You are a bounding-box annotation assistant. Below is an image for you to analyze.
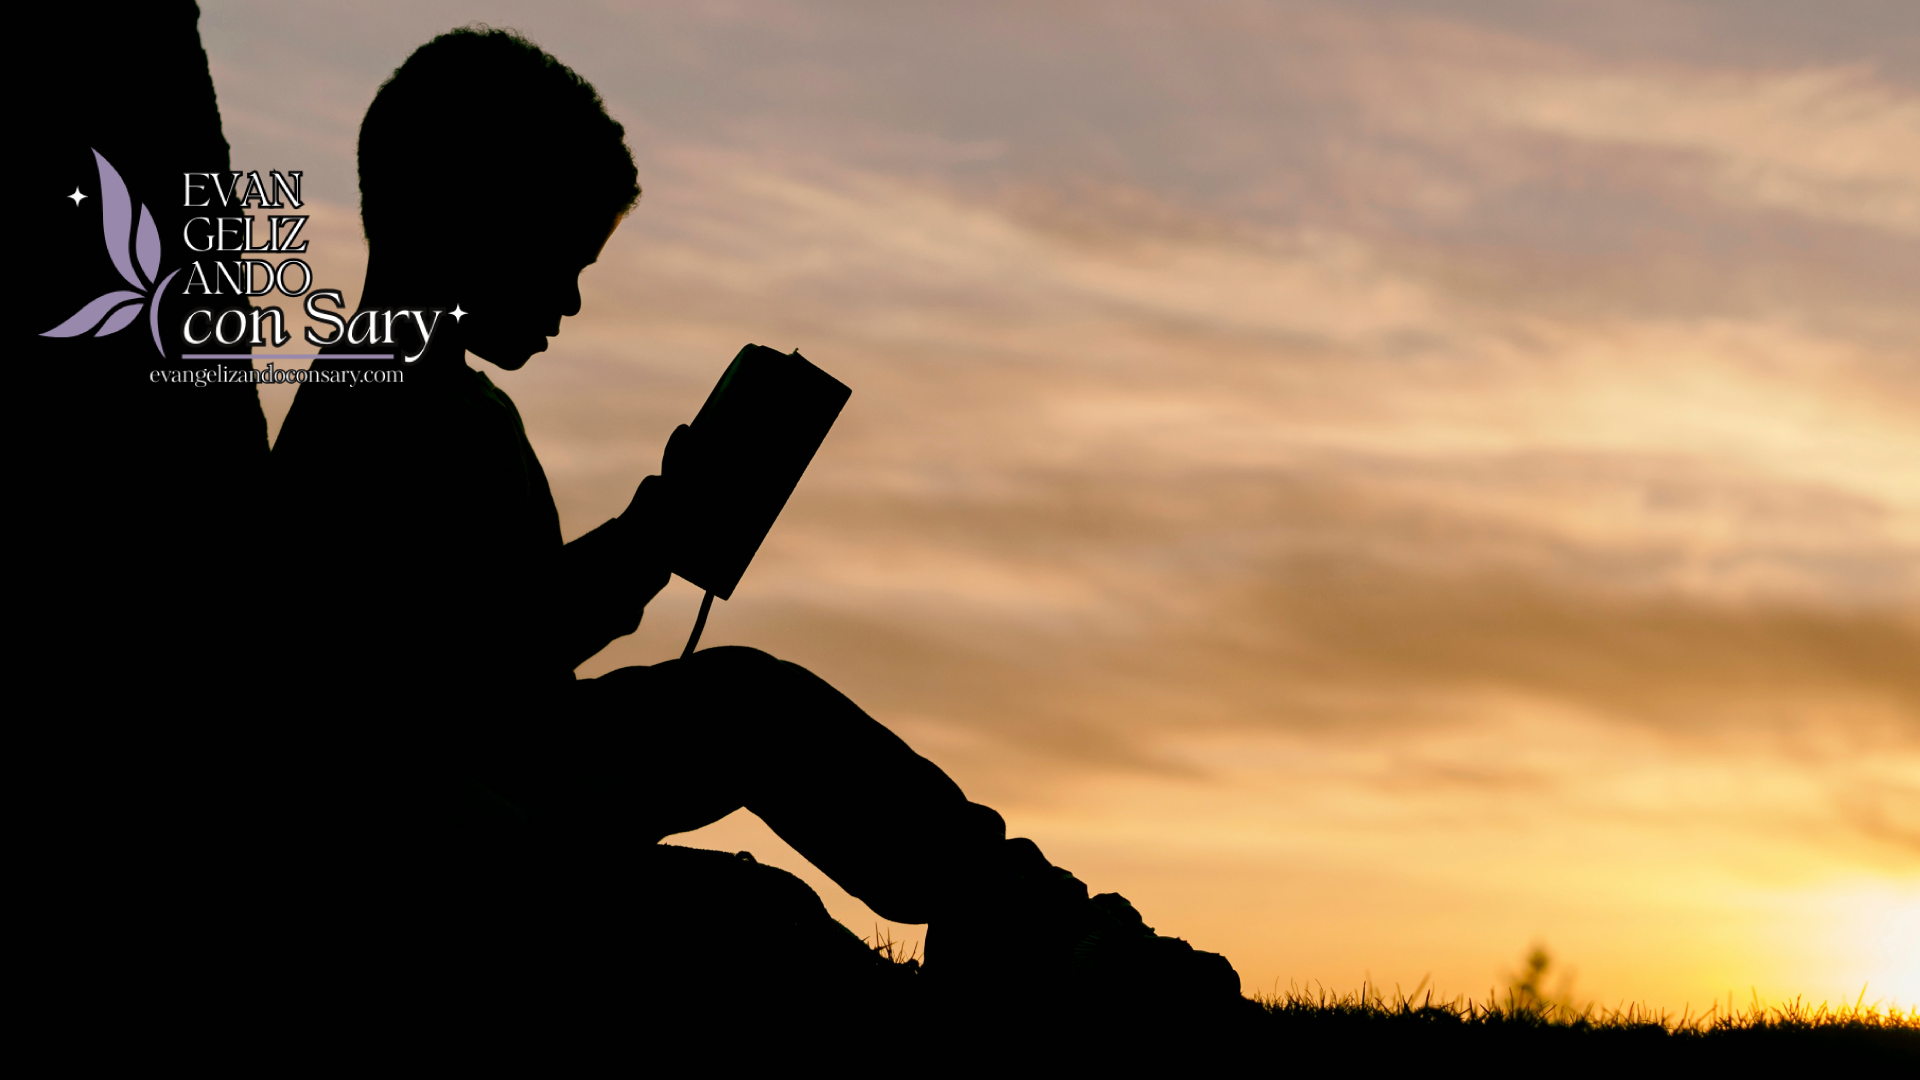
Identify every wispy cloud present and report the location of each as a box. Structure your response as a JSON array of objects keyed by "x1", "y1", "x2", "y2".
[{"x1": 1490, "y1": 66, "x2": 1920, "y2": 236}]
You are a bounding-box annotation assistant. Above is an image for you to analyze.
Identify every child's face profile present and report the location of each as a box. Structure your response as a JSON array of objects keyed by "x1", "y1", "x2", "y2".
[{"x1": 454, "y1": 211, "x2": 622, "y2": 371}]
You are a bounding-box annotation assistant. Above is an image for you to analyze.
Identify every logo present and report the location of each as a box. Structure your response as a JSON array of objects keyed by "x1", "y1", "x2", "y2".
[
  {"x1": 47, "y1": 151, "x2": 449, "y2": 366},
  {"x1": 43, "y1": 150, "x2": 179, "y2": 355}
]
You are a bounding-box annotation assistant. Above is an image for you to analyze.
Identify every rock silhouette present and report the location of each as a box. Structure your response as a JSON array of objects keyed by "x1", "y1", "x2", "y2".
[{"x1": 18, "y1": 0, "x2": 270, "y2": 1032}]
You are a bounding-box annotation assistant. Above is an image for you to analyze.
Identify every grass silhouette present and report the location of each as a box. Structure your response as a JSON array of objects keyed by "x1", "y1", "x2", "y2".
[
  {"x1": 840, "y1": 931, "x2": 1918, "y2": 1067},
  {"x1": 1247, "y1": 979, "x2": 1917, "y2": 1068},
  {"x1": 1257, "y1": 976, "x2": 1918, "y2": 1034}
]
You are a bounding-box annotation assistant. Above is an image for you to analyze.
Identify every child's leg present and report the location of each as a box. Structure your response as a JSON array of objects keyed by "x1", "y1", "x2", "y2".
[{"x1": 501, "y1": 645, "x2": 1007, "y2": 924}]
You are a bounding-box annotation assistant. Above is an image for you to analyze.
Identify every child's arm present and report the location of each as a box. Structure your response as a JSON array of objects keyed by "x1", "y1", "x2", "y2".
[{"x1": 546, "y1": 427, "x2": 691, "y2": 669}]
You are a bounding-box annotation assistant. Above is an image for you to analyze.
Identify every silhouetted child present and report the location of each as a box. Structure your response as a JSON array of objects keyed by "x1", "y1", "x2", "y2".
[{"x1": 273, "y1": 27, "x2": 1237, "y2": 1026}]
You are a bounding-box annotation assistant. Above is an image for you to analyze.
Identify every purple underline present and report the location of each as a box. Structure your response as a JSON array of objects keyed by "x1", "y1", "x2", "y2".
[{"x1": 179, "y1": 354, "x2": 395, "y2": 360}]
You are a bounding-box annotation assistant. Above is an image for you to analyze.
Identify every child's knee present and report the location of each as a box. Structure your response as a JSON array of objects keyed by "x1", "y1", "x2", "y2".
[
  {"x1": 692, "y1": 644, "x2": 776, "y2": 664},
  {"x1": 688, "y1": 645, "x2": 787, "y2": 685}
]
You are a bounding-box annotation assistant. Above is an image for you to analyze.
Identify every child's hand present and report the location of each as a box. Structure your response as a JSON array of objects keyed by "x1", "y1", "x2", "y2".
[
  {"x1": 619, "y1": 424, "x2": 697, "y2": 569},
  {"x1": 661, "y1": 422, "x2": 696, "y2": 478},
  {"x1": 618, "y1": 475, "x2": 673, "y2": 570}
]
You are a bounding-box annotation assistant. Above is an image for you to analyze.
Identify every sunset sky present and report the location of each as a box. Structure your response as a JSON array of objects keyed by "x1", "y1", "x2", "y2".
[{"x1": 201, "y1": 1, "x2": 1917, "y2": 1011}]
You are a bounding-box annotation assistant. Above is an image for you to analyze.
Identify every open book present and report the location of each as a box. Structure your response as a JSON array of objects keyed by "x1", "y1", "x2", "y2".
[{"x1": 671, "y1": 344, "x2": 851, "y2": 600}]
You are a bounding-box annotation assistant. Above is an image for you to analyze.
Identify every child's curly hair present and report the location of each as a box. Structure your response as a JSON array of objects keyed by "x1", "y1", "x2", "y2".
[{"x1": 358, "y1": 25, "x2": 640, "y2": 245}]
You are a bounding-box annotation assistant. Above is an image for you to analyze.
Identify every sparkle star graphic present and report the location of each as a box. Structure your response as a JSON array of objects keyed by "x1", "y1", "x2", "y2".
[
  {"x1": 450, "y1": 305, "x2": 467, "y2": 322},
  {"x1": 67, "y1": 187, "x2": 87, "y2": 205}
]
